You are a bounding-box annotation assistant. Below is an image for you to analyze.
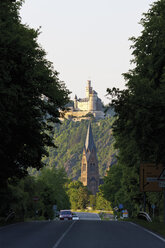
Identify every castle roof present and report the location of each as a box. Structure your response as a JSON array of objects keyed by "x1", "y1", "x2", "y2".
[{"x1": 85, "y1": 123, "x2": 96, "y2": 152}]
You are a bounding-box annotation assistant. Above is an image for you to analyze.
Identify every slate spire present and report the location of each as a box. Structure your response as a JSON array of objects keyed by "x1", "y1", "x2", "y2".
[
  {"x1": 81, "y1": 122, "x2": 99, "y2": 195},
  {"x1": 85, "y1": 122, "x2": 96, "y2": 152}
]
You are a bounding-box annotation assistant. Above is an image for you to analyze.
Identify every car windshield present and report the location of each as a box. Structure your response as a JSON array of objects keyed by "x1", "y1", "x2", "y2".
[{"x1": 60, "y1": 211, "x2": 71, "y2": 215}]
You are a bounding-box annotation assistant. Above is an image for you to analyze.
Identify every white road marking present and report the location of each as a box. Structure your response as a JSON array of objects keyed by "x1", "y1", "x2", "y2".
[
  {"x1": 52, "y1": 221, "x2": 76, "y2": 248},
  {"x1": 130, "y1": 222, "x2": 165, "y2": 243}
]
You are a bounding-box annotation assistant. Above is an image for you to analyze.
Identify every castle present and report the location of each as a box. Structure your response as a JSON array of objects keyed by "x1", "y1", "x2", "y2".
[
  {"x1": 81, "y1": 123, "x2": 99, "y2": 195},
  {"x1": 63, "y1": 80, "x2": 104, "y2": 121}
]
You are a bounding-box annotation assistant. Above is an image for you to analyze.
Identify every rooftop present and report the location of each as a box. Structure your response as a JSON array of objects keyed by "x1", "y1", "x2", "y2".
[{"x1": 85, "y1": 123, "x2": 96, "y2": 152}]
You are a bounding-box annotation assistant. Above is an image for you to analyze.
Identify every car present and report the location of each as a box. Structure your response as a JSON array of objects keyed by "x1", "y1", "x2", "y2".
[
  {"x1": 59, "y1": 210, "x2": 72, "y2": 220},
  {"x1": 72, "y1": 213, "x2": 79, "y2": 220}
]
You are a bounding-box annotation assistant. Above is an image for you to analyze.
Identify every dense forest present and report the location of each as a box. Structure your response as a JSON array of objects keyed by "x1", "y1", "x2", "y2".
[{"x1": 42, "y1": 117, "x2": 116, "y2": 180}]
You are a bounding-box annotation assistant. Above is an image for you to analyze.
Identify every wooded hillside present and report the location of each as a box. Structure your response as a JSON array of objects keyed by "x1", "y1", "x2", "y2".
[{"x1": 42, "y1": 118, "x2": 116, "y2": 180}]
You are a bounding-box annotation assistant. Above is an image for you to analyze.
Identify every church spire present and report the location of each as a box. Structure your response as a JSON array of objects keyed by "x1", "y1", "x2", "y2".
[
  {"x1": 81, "y1": 122, "x2": 99, "y2": 195},
  {"x1": 85, "y1": 122, "x2": 96, "y2": 152}
]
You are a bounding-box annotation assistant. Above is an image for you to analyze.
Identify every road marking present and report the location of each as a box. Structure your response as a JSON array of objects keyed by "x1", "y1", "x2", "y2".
[
  {"x1": 52, "y1": 221, "x2": 76, "y2": 248},
  {"x1": 130, "y1": 222, "x2": 165, "y2": 243}
]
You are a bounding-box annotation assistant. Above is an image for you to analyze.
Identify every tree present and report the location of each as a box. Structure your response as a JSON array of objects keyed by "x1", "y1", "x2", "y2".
[
  {"x1": 101, "y1": 165, "x2": 122, "y2": 207},
  {"x1": 0, "y1": 0, "x2": 70, "y2": 186},
  {"x1": 38, "y1": 167, "x2": 70, "y2": 211},
  {"x1": 67, "y1": 180, "x2": 90, "y2": 210},
  {"x1": 107, "y1": 0, "x2": 165, "y2": 165},
  {"x1": 95, "y1": 191, "x2": 112, "y2": 211},
  {"x1": 67, "y1": 181, "x2": 83, "y2": 210},
  {"x1": 77, "y1": 186, "x2": 89, "y2": 209},
  {"x1": 105, "y1": 0, "x2": 165, "y2": 217},
  {"x1": 0, "y1": 167, "x2": 71, "y2": 222},
  {"x1": 89, "y1": 195, "x2": 96, "y2": 209}
]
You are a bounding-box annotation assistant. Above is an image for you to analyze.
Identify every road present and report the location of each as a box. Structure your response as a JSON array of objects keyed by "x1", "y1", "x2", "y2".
[
  {"x1": 0, "y1": 213, "x2": 165, "y2": 248},
  {"x1": 74, "y1": 211, "x2": 101, "y2": 220}
]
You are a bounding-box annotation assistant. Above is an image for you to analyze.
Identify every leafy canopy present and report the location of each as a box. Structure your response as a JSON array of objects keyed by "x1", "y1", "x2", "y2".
[
  {"x1": 0, "y1": 0, "x2": 70, "y2": 185},
  {"x1": 103, "y1": 0, "x2": 165, "y2": 217},
  {"x1": 107, "y1": 0, "x2": 165, "y2": 165}
]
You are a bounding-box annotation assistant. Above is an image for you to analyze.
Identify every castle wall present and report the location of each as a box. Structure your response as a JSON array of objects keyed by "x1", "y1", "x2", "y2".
[{"x1": 77, "y1": 101, "x2": 89, "y2": 111}]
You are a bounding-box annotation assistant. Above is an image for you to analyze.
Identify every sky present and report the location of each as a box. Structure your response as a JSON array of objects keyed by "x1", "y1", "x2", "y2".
[{"x1": 20, "y1": 0, "x2": 155, "y2": 104}]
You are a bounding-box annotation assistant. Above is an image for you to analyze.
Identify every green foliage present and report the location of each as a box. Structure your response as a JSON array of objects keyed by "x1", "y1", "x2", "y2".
[
  {"x1": 0, "y1": 167, "x2": 70, "y2": 222},
  {"x1": 107, "y1": 0, "x2": 165, "y2": 165},
  {"x1": 67, "y1": 180, "x2": 113, "y2": 211},
  {"x1": 89, "y1": 195, "x2": 96, "y2": 209},
  {"x1": 43, "y1": 117, "x2": 116, "y2": 179},
  {"x1": 77, "y1": 186, "x2": 89, "y2": 209},
  {"x1": 102, "y1": 164, "x2": 164, "y2": 218},
  {"x1": 84, "y1": 112, "x2": 94, "y2": 119},
  {"x1": 67, "y1": 181, "x2": 89, "y2": 210},
  {"x1": 38, "y1": 167, "x2": 70, "y2": 211},
  {"x1": 95, "y1": 191, "x2": 112, "y2": 211},
  {"x1": 0, "y1": 0, "x2": 69, "y2": 186},
  {"x1": 100, "y1": 165, "x2": 122, "y2": 206},
  {"x1": 104, "y1": 0, "x2": 165, "y2": 219}
]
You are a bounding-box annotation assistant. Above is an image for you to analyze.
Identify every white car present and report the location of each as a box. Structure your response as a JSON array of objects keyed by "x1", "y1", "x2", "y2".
[{"x1": 72, "y1": 213, "x2": 79, "y2": 220}]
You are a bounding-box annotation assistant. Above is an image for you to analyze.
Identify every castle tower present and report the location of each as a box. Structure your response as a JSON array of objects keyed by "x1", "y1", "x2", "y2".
[
  {"x1": 86, "y1": 80, "x2": 92, "y2": 98},
  {"x1": 89, "y1": 90, "x2": 97, "y2": 111},
  {"x1": 74, "y1": 95, "x2": 78, "y2": 109},
  {"x1": 81, "y1": 123, "x2": 99, "y2": 195}
]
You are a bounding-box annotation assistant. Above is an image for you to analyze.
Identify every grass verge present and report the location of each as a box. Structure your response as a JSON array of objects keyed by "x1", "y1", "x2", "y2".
[{"x1": 129, "y1": 219, "x2": 165, "y2": 238}]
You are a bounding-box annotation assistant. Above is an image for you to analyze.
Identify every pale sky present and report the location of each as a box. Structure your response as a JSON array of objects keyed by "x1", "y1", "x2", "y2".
[{"x1": 20, "y1": 0, "x2": 155, "y2": 104}]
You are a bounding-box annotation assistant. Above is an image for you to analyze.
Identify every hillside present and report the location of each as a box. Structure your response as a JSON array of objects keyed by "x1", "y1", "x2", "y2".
[{"x1": 42, "y1": 117, "x2": 116, "y2": 180}]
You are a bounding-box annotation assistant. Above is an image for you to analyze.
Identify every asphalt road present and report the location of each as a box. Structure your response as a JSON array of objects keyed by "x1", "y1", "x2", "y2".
[
  {"x1": 74, "y1": 211, "x2": 101, "y2": 220},
  {"x1": 0, "y1": 215, "x2": 165, "y2": 248}
]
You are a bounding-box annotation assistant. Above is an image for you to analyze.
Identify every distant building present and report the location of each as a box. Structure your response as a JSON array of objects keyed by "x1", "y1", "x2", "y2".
[
  {"x1": 61, "y1": 80, "x2": 104, "y2": 121},
  {"x1": 81, "y1": 123, "x2": 99, "y2": 195}
]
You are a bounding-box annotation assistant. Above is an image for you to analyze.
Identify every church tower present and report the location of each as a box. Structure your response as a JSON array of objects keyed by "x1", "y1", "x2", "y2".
[{"x1": 81, "y1": 123, "x2": 99, "y2": 195}]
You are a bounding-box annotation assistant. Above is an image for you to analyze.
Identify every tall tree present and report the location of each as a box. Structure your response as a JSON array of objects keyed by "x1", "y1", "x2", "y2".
[
  {"x1": 38, "y1": 167, "x2": 70, "y2": 212},
  {"x1": 77, "y1": 186, "x2": 89, "y2": 209},
  {"x1": 0, "y1": 0, "x2": 69, "y2": 186},
  {"x1": 105, "y1": 0, "x2": 165, "y2": 216},
  {"x1": 67, "y1": 181, "x2": 83, "y2": 210},
  {"x1": 107, "y1": 0, "x2": 165, "y2": 166}
]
